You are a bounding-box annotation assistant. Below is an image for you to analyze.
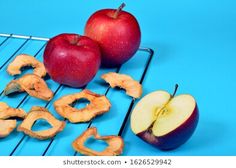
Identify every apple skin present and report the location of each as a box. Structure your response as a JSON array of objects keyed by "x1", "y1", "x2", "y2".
[
  {"x1": 43, "y1": 33, "x2": 101, "y2": 87},
  {"x1": 84, "y1": 8, "x2": 141, "y2": 67},
  {"x1": 137, "y1": 105, "x2": 199, "y2": 150}
]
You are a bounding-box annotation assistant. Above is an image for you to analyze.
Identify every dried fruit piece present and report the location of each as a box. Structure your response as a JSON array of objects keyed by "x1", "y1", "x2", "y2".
[
  {"x1": 4, "y1": 74, "x2": 53, "y2": 101},
  {"x1": 0, "y1": 102, "x2": 27, "y2": 119},
  {"x1": 54, "y1": 89, "x2": 111, "y2": 123},
  {"x1": 72, "y1": 127, "x2": 124, "y2": 156},
  {"x1": 101, "y1": 72, "x2": 142, "y2": 98},
  {"x1": 7, "y1": 54, "x2": 46, "y2": 78},
  {"x1": 17, "y1": 106, "x2": 65, "y2": 140},
  {"x1": 0, "y1": 119, "x2": 17, "y2": 138}
]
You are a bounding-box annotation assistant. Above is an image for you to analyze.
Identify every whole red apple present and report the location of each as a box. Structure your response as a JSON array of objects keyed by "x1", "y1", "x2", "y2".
[
  {"x1": 43, "y1": 33, "x2": 101, "y2": 87},
  {"x1": 84, "y1": 3, "x2": 141, "y2": 67}
]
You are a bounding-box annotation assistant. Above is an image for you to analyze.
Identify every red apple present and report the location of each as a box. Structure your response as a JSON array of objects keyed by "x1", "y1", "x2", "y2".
[
  {"x1": 43, "y1": 33, "x2": 101, "y2": 87},
  {"x1": 131, "y1": 85, "x2": 199, "y2": 150},
  {"x1": 84, "y1": 3, "x2": 141, "y2": 67}
]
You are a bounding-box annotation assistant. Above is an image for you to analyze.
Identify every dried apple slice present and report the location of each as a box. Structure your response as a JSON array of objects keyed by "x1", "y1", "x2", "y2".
[
  {"x1": 101, "y1": 72, "x2": 142, "y2": 98},
  {"x1": 54, "y1": 89, "x2": 111, "y2": 123},
  {"x1": 0, "y1": 119, "x2": 17, "y2": 138},
  {"x1": 4, "y1": 74, "x2": 53, "y2": 101},
  {"x1": 0, "y1": 102, "x2": 27, "y2": 119},
  {"x1": 72, "y1": 127, "x2": 124, "y2": 156},
  {"x1": 17, "y1": 106, "x2": 65, "y2": 140},
  {"x1": 7, "y1": 54, "x2": 47, "y2": 78}
]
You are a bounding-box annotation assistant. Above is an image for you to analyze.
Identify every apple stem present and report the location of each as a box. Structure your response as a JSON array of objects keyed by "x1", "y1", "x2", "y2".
[
  {"x1": 113, "y1": 3, "x2": 126, "y2": 18},
  {"x1": 172, "y1": 84, "x2": 179, "y2": 97}
]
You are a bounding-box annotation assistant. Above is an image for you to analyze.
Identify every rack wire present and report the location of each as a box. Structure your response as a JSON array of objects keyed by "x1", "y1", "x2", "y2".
[{"x1": 0, "y1": 33, "x2": 154, "y2": 156}]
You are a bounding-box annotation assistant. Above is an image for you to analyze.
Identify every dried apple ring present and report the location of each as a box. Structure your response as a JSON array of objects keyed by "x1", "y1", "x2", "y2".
[
  {"x1": 54, "y1": 89, "x2": 111, "y2": 123},
  {"x1": 101, "y1": 72, "x2": 142, "y2": 98},
  {"x1": 0, "y1": 119, "x2": 17, "y2": 138},
  {"x1": 4, "y1": 74, "x2": 53, "y2": 101},
  {"x1": 7, "y1": 54, "x2": 46, "y2": 78},
  {"x1": 17, "y1": 106, "x2": 65, "y2": 140},
  {"x1": 0, "y1": 102, "x2": 27, "y2": 119},
  {"x1": 72, "y1": 127, "x2": 124, "y2": 156}
]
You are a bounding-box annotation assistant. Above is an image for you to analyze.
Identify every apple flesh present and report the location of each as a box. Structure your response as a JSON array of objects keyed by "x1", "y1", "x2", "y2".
[
  {"x1": 43, "y1": 33, "x2": 101, "y2": 87},
  {"x1": 131, "y1": 90, "x2": 199, "y2": 150},
  {"x1": 84, "y1": 3, "x2": 141, "y2": 67}
]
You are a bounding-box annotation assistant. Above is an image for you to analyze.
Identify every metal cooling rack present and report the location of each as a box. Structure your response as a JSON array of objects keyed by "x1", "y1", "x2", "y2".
[{"x1": 0, "y1": 33, "x2": 154, "y2": 156}]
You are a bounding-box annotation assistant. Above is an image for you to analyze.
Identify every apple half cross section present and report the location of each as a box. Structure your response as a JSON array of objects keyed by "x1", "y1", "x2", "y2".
[{"x1": 131, "y1": 90, "x2": 199, "y2": 150}]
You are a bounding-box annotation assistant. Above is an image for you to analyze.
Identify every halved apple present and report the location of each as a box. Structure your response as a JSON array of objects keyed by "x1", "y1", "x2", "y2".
[{"x1": 131, "y1": 86, "x2": 199, "y2": 150}]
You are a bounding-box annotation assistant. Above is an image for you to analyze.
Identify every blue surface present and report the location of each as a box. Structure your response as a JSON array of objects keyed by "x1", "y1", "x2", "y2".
[{"x1": 0, "y1": 0, "x2": 236, "y2": 156}]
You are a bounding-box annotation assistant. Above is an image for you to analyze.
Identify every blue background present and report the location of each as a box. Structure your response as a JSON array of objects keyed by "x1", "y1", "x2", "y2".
[{"x1": 0, "y1": 0, "x2": 236, "y2": 155}]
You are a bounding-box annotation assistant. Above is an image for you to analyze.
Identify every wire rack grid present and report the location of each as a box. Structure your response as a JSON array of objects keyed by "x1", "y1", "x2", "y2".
[{"x1": 0, "y1": 33, "x2": 154, "y2": 156}]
